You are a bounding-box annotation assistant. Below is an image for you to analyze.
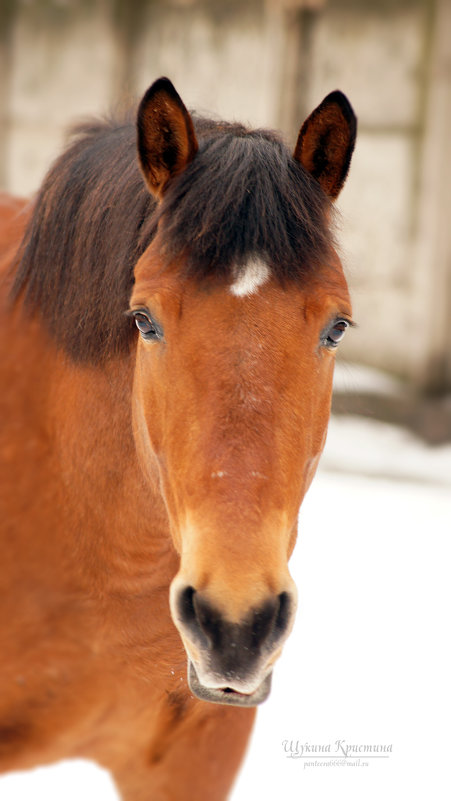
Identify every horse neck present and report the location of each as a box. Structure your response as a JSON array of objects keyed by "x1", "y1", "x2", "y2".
[{"x1": 23, "y1": 316, "x2": 176, "y2": 597}]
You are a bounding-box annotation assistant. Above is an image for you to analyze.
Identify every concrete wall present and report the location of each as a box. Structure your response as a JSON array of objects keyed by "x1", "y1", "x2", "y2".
[{"x1": 1, "y1": 0, "x2": 449, "y2": 391}]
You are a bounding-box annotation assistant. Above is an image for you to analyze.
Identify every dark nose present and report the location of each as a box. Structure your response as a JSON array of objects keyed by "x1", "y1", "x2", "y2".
[{"x1": 176, "y1": 586, "x2": 293, "y2": 676}]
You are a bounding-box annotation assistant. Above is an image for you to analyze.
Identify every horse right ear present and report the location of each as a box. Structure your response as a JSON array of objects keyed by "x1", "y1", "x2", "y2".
[
  {"x1": 294, "y1": 91, "x2": 357, "y2": 200},
  {"x1": 137, "y1": 77, "x2": 198, "y2": 198}
]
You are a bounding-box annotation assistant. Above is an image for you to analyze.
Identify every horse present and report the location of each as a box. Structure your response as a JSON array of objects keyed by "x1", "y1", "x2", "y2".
[{"x1": 0, "y1": 77, "x2": 356, "y2": 800}]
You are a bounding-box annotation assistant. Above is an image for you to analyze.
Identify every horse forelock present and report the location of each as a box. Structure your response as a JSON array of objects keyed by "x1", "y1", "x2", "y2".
[
  {"x1": 11, "y1": 110, "x2": 334, "y2": 364},
  {"x1": 152, "y1": 125, "x2": 334, "y2": 284}
]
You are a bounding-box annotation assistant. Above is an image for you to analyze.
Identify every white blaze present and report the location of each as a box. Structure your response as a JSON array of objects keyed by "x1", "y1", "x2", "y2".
[{"x1": 229, "y1": 256, "x2": 270, "y2": 297}]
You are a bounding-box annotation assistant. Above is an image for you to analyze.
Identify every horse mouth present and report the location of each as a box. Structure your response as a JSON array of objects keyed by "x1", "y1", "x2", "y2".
[{"x1": 188, "y1": 661, "x2": 272, "y2": 707}]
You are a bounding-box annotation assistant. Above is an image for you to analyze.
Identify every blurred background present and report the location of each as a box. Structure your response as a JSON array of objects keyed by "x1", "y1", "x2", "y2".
[{"x1": 0, "y1": 1, "x2": 450, "y2": 799}]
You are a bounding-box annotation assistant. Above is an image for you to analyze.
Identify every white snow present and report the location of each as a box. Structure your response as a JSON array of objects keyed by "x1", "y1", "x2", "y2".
[
  {"x1": 1, "y1": 410, "x2": 450, "y2": 800},
  {"x1": 333, "y1": 361, "x2": 409, "y2": 397},
  {"x1": 323, "y1": 415, "x2": 451, "y2": 487}
]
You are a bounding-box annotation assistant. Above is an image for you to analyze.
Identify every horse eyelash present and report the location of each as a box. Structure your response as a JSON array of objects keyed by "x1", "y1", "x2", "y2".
[
  {"x1": 339, "y1": 316, "x2": 356, "y2": 328},
  {"x1": 124, "y1": 308, "x2": 149, "y2": 318}
]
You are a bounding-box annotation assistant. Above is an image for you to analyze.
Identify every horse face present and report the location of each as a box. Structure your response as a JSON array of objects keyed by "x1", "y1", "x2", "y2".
[
  {"x1": 131, "y1": 78, "x2": 356, "y2": 706},
  {"x1": 131, "y1": 249, "x2": 351, "y2": 706}
]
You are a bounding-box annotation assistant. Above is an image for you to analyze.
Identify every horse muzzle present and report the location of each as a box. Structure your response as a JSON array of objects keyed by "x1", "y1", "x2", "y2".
[{"x1": 171, "y1": 583, "x2": 296, "y2": 707}]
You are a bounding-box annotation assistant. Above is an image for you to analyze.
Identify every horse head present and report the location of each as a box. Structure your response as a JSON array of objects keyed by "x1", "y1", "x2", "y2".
[{"x1": 130, "y1": 78, "x2": 356, "y2": 706}]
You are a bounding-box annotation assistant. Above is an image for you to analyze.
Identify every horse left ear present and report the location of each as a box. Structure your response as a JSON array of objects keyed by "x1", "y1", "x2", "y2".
[
  {"x1": 294, "y1": 91, "x2": 357, "y2": 200},
  {"x1": 137, "y1": 77, "x2": 198, "y2": 198}
]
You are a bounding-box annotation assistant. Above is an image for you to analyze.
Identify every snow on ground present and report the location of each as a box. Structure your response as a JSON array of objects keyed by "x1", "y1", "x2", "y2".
[
  {"x1": 332, "y1": 361, "x2": 409, "y2": 397},
  {"x1": 324, "y1": 415, "x2": 451, "y2": 487},
  {"x1": 1, "y1": 408, "x2": 450, "y2": 800}
]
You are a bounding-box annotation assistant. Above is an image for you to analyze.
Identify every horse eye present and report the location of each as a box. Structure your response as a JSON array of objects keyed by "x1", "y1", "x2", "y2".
[
  {"x1": 133, "y1": 311, "x2": 160, "y2": 341},
  {"x1": 324, "y1": 319, "x2": 349, "y2": 348}
]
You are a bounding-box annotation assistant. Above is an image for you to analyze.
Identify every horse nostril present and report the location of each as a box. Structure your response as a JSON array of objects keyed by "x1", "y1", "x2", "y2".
[
  {"x1": 193, "y1": 594, "x2": 224, "y2": 648},
  {"x1": 251, "y1": 592, "x2": 292, "y2": 649},
  {"x1": 275, "y1": 591, "x2": 291, "y2": 636},
  {"x1": 251, "y1": 599, "x2": 277, "y2": 648},
  {"x1": 176, "y1": 586, "x2": 294, "y2": 654},
  {"x1": 176, "y1": 586, "x2": 222, "y2": 648},
  {"x1": 177, "y1": 585, "x2": 196, "y2": 624}
]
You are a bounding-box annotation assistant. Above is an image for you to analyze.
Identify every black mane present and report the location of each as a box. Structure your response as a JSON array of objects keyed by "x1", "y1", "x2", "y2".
[{"x1": 12, "y1": 110, "x2": 333, "y2": 363}]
